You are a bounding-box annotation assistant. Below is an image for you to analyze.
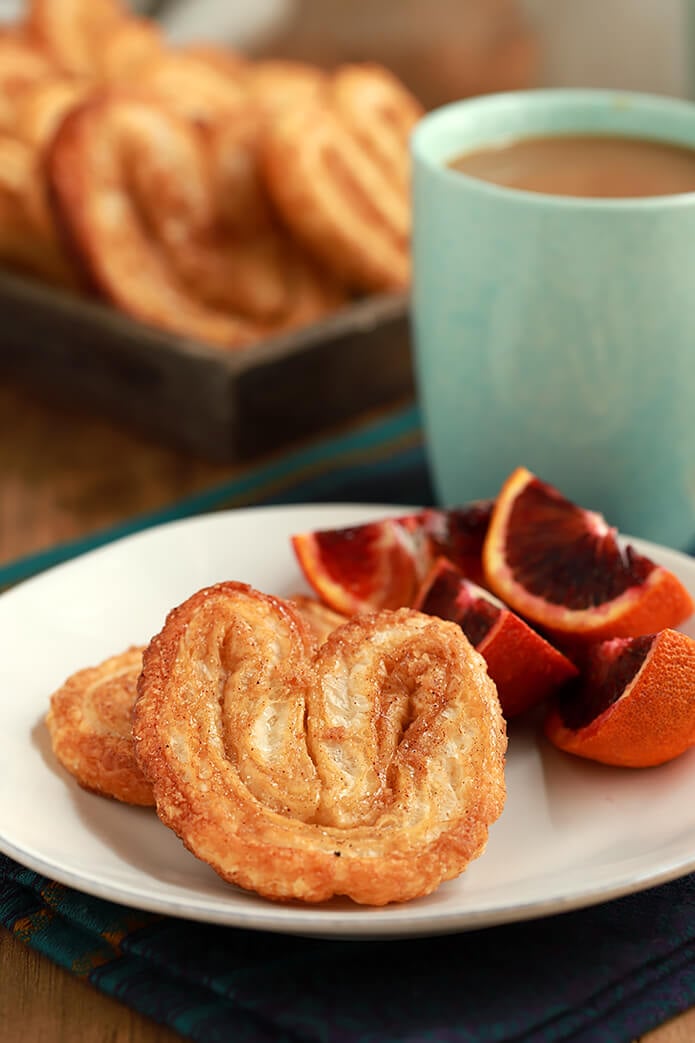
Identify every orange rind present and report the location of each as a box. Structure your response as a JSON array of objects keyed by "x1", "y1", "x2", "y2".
[{"x1": 545, "y1": 628, "x2": 695, "y2": 767}]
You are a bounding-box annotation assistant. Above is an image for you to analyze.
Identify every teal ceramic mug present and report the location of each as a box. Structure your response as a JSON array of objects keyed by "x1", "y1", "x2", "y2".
[{"x1": 411, "y1": 88, "x2": 695, "y2": 550}]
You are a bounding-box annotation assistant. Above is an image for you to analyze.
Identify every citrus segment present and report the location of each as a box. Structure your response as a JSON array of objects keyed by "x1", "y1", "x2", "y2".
[
  {"x1": 291, "y1": 515, "x2": 426, "y2": 615},
  {"x1": 545, "y1": 628, "x2": 695, "y2": 767},
  {"x1": 422, "y1": 500, "x2": 493, "y2": 587},
  {"x1": 482, "y1": 467, "x2": 694, "y2": 644},
  {"x1": 291, "y1": 503, "x2": 493, "y2": 616},
  {"x1": 414, "y1": 557, "x2": 578, "y2": 718}
]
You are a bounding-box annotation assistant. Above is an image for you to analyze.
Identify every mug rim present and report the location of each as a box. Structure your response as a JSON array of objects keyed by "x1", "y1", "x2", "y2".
[{"x1": 410, "y1": 87, "x2": 695, "y2": 210}]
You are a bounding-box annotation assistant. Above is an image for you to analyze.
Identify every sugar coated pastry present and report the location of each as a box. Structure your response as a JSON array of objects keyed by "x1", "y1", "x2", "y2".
[
  {"x1": 134, "y1": 582, "x2": 507, "y2": 906},
  {"x1": 260, "y1": 62, "x2": 423, "y2": 293},
  {"x1": 46, "y1": 645, "x2": 154, "y2": 806}
]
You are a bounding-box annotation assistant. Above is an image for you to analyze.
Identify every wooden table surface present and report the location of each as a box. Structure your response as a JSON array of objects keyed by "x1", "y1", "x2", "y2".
[{"x1": 1, "y1": 376, "x2": 695, "y2": 1042}]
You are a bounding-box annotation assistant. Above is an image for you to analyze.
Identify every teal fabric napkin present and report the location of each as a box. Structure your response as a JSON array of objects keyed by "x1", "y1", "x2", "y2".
[
  {"x1": 2, "y1": 401, "x2": 695, "y2": 1043},
  {"x1": 3, "y1": 852, "x2": 695, "y2": 1043}
]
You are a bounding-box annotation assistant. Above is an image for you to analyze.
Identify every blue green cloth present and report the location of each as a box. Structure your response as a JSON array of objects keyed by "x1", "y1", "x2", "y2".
[{"x1": 1, "y1": 401, "x2": 695, "y2": 1043}]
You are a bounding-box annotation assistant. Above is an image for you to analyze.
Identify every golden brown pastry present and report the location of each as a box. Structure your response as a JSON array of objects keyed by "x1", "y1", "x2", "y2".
[
  {"x1": 27, "y1": 0, "x2": 128, "y2": 76},
  {"x1": 246, "y1": 58, "x2": 328, "y2": 118},
  {"x1": 46, "y1": 645, "x2": 154, "y2": 806},
  {"x1": 0, "y1": 131, "x2": 75, "y2": 285},
  {"x1": 46, "y1": 91, "x2": 342, "y2": 339},
  {"x1": 134, "y1": 581, "x2": 506, "y2": 905},
  {"x1": 11, "y1": 75, "x2": 91, "y2": 147},
  {"x1": 45, "y1": 92, "x2": 270, "y2": 344},
  {"x1": 0, "y1": 34, "x2": 56, "y2": 130},
  {"x1": 43, "y1": 596, "x2": 347, "y2": 809},
  {"x1": 288, "y1": 593, "x2": 349, "y2": 643},
  {"x1": 134, "y1": 48, "x2": 247, "y2": 126},
  {"x1": 97, "y1": 15, "x2": 164, "y2": 82},
  {"x1": 260, "y1": 62, "x2": 423, "y2": 293}
]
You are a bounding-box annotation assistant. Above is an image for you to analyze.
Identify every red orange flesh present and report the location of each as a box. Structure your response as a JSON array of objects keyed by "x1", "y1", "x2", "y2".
[
  {"x1": 482, "y1": 467, "x2": 694, "y2": 644},
  {"x1": 414, "y1": 557, "x2": 578, "y2": 718},
  {"x1": 291, "y1": 515, "x2": 426, "y2": 614},
  {"x1": 291, "y1": 503, "x2": 493, "y2": 616}
]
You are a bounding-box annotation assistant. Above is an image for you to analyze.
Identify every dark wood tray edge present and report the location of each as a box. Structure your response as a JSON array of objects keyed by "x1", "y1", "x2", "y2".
[{"x1": 0, "y1": 272, "x2": 413, "y2": 461}]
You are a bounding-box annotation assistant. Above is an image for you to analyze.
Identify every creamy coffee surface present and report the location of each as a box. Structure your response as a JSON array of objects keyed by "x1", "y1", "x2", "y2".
[{"x1": 448, "y1": 133, "x2": 695, "y2": 198}]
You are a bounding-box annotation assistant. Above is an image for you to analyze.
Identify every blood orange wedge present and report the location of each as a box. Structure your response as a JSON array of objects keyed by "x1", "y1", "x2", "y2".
[
  {"x1": 291, "y1": 502, "x2": 493, "y2": 616},
  {"x1": 414, "y1": 557, "x2": 578, "y2": 718},
  {"x1": 544, "y1": 628, "x2": 695, "y2": 767},
  {"x1": 292, "y1": 513, "x2": 427, "y2": 614},
  {"x1": 482, "y1": 467, "x2": 694, "y2": 645},
  {"x1": 423, "y1": 500, "x2": 493, "y2": 587}
]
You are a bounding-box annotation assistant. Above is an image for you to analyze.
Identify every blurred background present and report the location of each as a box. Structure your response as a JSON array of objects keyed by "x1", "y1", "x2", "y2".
[
  {"x1": 99, "y1": 0, "x2": 694, "y2": 106},
  {"x1": 8, "y1": 0, "x2": 682, "y2": 106},
  {"x1": 0, "y1": 0, "x2": 688, "y2": 102}
]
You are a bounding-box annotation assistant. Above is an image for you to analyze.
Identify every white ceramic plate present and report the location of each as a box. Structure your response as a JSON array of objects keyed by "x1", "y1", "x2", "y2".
[{"x1": 1, "y1": 503, "x2": 695, "y2": 940}]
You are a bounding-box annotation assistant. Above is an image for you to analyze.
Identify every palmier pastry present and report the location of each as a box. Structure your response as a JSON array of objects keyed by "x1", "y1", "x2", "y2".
[
  {"x1": 0, "y1": 35, "x2": 56, "y2": 131},
  {"x1": 0, "y1": 132, "x2": 74, "y2": 285},
  {"x1": 98, "y1": 16, "x2": 164, "y2": 82},
  {"x1": 45, "y1": 92, "x2": 267, "y2": 345},
  {"x1": 288, "y1": 593, "x2": 349, "y2": 644},
  {"x1": 46, "y1": 92, "x2": 341, "y2": 338},
  {"x1": 184, "y1": 113, "x2": 345, "y2": 324},
  {"x1": 246, "y1": 59, "x2": 328, "y2": 118},
  {"x1": 27, "y1": 0, "x2": 129, "y2": 76},
  {"x1": 135, "y1": 49, "x2": 247, "y2": 127},
  {"x1": 176, "y1": 43, "x2": 248, "y2": 82},
  {"x1": 260, "y1": 62, "x2": 423, "y2": 293},
  {"x1": 133, "y1": 59, "x2": 345, "y2": 325},
  {"x1": 134, "y1": 582, "x2": 506, "y2": 906},
  {"x1": 46, "y1": 645, "x2": 153, "y2": 806},
  {"x1": 11, "y1": 75, "x2": 91, "y2": 147}
]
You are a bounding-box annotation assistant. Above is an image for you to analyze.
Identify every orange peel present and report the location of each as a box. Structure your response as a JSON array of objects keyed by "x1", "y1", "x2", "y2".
[{"x1": 545, "y1": 628, "x2": 695, "y2": 767}]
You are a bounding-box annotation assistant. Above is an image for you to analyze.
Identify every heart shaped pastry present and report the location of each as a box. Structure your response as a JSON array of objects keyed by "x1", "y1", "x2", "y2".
[{"x1": 134, "y1": 581, "x2": 506, "y2": 906}]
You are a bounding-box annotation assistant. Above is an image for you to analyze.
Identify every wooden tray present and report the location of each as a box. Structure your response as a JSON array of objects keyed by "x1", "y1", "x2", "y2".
[{"x1": 0, "y1": 272, "x2": 413, "y2": 462}]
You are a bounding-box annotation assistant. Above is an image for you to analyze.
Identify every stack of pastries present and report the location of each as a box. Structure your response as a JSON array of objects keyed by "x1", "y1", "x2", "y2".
[{"x1": 0, "y1": 0, "x2": 424, "y2": 349}]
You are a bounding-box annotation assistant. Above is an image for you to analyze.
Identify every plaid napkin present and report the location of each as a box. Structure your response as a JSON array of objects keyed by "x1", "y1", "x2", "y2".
[{"x1": 2, "y1": 401, "x2": 695, "y2": 1043}]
